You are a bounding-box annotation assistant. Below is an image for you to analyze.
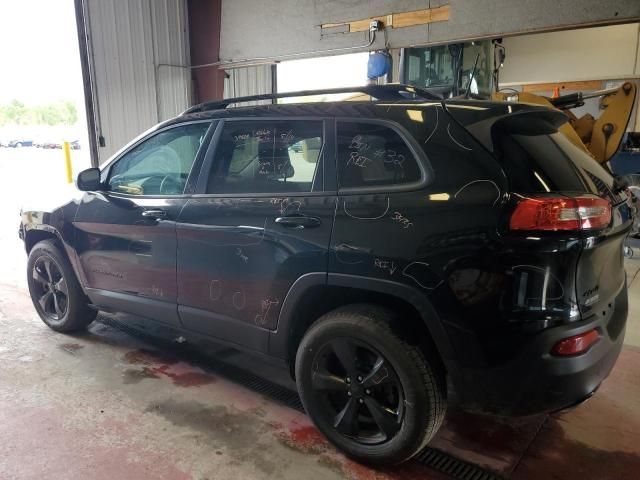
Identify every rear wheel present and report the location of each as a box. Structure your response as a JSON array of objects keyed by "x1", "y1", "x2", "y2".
[
  {"x1": 295, "y1": 304, "x2": 446, "y2": 466},
  {"x1": 27, "y1": 239, "x2": 97, "y2": 332}
]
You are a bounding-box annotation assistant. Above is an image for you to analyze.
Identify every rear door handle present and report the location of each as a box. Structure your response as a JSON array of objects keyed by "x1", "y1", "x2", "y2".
[
  {"x1": 275, "y1": 215, "x2": 321, "y2": 229},
  {"x1": 141, "y1": 209, "x2": 167, "y2": 219}
]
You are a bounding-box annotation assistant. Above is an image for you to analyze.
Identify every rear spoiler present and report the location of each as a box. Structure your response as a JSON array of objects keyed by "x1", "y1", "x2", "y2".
[{"x1": 444, "y1": 102, "x2": 569, "y2": 153}]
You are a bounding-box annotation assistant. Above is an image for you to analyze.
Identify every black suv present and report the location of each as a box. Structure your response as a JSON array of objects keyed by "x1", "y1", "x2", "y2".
[{"x1": 20, "y1": 85, "x2": 631, "y2": 465}]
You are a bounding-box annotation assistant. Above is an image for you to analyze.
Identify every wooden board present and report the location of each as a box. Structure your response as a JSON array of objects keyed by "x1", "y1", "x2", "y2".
[
  {"x1": 348, "y1": 15, "x2": 393, "y2": 33},
  {"x1": 321, "y1": 5, "x2": 450, "y2": 33},
  {"x1": 394, "y1": 5, "x2": 450, "y2": 28}
]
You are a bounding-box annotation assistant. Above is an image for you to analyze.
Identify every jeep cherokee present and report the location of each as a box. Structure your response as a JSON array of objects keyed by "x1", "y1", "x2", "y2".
[{"x1": 20, "y1": 85, "x2": 632, "y2": 466}]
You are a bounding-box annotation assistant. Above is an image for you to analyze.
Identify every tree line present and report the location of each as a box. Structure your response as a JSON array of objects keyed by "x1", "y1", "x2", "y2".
[{"x1": 0, "y1": 99, "x2": 78, "y2": 126}]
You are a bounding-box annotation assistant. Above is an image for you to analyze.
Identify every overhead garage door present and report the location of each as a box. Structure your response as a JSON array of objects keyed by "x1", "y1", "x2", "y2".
[{"x1": 80, "y1": 0, "x2": 192, "y2": 163}]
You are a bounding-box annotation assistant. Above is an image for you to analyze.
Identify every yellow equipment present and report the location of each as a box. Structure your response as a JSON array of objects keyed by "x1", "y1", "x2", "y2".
[{"x1": 493, "y1": 82, "x2": 637, "y2": 165}]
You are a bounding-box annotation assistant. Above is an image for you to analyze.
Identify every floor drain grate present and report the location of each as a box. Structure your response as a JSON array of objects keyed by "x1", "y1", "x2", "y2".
[
  {"x1": 415, "y1": 448, "x2": 504, "y2": 480},
  {"x1": 99, "y1": 316, "x2": 502, "y2": 479}
]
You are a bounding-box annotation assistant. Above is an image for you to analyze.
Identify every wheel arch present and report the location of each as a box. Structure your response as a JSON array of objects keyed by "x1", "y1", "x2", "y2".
[
  {"x1": 24, "y1": 227, "x2": 63, "y2": 254},
  {"x1": 269, "y1": 273, "x2": 455, "y2": 375}
]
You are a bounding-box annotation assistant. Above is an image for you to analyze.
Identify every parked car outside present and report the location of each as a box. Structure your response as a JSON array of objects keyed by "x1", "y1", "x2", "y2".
[
  {"x1": 9, "y1": 139, "x2": 33, "y2": 147},
  {"x1": 19, "y1": 85, "x2": 632, "y2": 466},
  {"x1": 35, "y1": 140, "x2": 62, "y2": 149}
]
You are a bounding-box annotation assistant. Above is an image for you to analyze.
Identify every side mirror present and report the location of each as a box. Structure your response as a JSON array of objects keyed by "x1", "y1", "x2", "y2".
[{"x1": 76, "y1": 168, "x2": 102, "y2": 191}]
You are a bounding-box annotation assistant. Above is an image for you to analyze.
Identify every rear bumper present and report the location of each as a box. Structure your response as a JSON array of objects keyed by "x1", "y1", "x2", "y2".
[{"x1": 449, "y1": 283, "x2": 627, "y2": 416}]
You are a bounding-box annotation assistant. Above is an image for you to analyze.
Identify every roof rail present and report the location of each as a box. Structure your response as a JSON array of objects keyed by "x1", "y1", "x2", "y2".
[{"x1": 182, "y1": 84, "x2": 441, "y2": 114}]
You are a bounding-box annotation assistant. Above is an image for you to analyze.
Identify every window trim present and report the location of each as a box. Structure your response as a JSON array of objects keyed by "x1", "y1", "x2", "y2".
[
  {"x1": 194, "y1": 117, "x2": 331, "y2": 197},
  {"x1": 335, "y1": 117, "x2": 432, "y2": 194},
  {"x1": 98, "y1": 120, "x2": 215, "y2": 199}
]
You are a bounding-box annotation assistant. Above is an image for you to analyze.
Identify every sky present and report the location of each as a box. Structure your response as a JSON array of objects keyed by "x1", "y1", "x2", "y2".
[
  {"x1": 0, "y1": 0, "x2": 84, "y2": 106},
  {"x1": 277, "y1": 52, "x2": 370, "y2": 93}
]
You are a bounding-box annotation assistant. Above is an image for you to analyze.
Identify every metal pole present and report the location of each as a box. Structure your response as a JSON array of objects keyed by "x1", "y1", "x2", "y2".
[{"x1": 63, "y1": 142, "x2": 73, "y2": 184}]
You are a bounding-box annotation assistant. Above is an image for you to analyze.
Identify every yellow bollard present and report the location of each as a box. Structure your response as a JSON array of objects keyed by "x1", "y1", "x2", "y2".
[{"x1": 63, "y1": 141, "x2": 73, "y2": 184}]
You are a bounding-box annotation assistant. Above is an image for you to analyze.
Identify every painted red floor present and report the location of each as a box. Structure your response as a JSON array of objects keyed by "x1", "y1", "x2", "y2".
[{"x1": 1, "y1": 277, "x2": 640, "y2": 479}]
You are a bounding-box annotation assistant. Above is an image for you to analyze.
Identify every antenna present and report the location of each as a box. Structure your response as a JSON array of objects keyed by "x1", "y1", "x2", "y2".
[{"x1": 464, "y1": 53, "x2": 480, "y2": 99}]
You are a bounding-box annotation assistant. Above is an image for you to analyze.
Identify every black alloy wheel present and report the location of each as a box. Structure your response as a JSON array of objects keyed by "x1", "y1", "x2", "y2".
[
  {"x1": 27, "y1": 239, "x2": 97, "y2": 332},
  {"x1": 31, "y1": 256, "x2": 68, "y2": 321},
  {"x1": 296, "y1": 305, "x2": 446, "y2": 465},
  {"x1": 311, "y1": 337, "x2": 405, "y2": 444}
]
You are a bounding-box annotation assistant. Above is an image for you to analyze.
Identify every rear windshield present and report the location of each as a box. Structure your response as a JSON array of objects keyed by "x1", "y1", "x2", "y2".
[
  {"x1": 557, "y1": 134, "x2": 620, "y2": 196},
  {"x1": 495, "y1": 132, "x2": 587, "y2": 193}
]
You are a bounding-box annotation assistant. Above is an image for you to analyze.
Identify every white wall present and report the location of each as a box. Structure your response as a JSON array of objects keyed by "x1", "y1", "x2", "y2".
[
  {"x1": 500, "y1": 23, "x2": 640, "y2": 85},
  {"x1": 499, "y1": 23, "x2": 640, "y2": 131}
]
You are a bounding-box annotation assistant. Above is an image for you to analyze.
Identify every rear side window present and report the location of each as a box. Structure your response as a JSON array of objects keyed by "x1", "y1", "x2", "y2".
[
  {"x1": 495, "y1": 132, "x2": 585, "y2": 193},
  {"x1": 337, "y1": 122, "x2": 422, "y2": 189},
  {"x1": 207, "y1": 120, "x2": 323, "y2": 194}
]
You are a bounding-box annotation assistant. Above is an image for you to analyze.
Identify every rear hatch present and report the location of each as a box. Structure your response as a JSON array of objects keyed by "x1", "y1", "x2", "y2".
[{"x1": 445, "y1": 101, "x2": 634, "y2": 324}]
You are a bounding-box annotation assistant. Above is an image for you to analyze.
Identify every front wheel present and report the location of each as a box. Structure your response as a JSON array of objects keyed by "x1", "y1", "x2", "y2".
[
  {"x1": 295, "y1": 304, "x2": 446, "y2": 466},
  {"x1": 27, "y1": 239, "x2": 97, "y2": 332}
]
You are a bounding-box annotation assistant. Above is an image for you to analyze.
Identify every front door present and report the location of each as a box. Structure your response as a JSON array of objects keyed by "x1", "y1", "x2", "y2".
[
  {"x1": 176, "y1": 118, "x2": 336, "y2": 350},
  {"x1": 74, "y1": 121, "x2": 212, "y2": 326}
]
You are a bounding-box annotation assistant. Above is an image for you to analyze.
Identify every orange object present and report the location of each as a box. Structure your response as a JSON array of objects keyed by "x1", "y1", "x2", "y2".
[{"x1": 551, "y1": 86, "x2": 561, "y2": 98}]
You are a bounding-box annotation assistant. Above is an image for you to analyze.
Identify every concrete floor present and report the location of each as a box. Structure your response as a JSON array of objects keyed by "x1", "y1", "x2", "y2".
[{"x1": 1, "y1": 148, "x2": 640, "y2": 479}]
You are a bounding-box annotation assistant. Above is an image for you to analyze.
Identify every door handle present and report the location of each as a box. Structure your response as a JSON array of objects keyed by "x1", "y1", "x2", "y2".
[
  {"x1": 141, "y1": 209, "x2": 167, "y2": 219},
  {"x1": 275, "y1": 215, "x2": 321, "y2": 229}
]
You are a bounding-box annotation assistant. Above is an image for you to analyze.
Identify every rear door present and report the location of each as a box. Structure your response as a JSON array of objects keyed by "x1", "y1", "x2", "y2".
[
  {"x1": 74, "y1": 121, "x2": 212, "y2": 326},
  {"x1": 329, "y1": 119, "x2": 430, "y2": 278},
  {"x1": 176, "y1": 118, "x2": 336, "y2": 350}
]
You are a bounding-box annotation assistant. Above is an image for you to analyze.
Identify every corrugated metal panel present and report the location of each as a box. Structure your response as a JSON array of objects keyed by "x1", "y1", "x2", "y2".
[
  {"x1": 85, "y1": 0, "x2": 190, "y2": 162},
  {"x1": 223, "y1": 65, "x2": 272, "y2": 105},
  {"x1": 151, "y1": 0, "x2": 191, "y2": 121}
]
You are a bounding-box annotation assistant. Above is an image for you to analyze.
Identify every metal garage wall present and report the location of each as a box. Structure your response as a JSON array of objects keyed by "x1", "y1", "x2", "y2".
[
  {"x1": 152, "y1": 0, "x2": 191, "y2": 122},
  {"x1": 223, "y1": 65, "x2": 273, "y2": 105},
  {"x1": 83, "y1": 0, "x2": 191, "y2": 163}
]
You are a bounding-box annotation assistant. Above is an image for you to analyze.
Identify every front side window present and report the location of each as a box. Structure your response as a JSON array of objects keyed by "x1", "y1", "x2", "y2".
[
  {"x1": 337, "y1": 122, "x2": 422, "y2": 189},
  {"x1": 107, "y1": 122, "x2": 210, "y2": 195},
  {"x1": 206, "y1": 120, "x2": 323, "y2": 194}
]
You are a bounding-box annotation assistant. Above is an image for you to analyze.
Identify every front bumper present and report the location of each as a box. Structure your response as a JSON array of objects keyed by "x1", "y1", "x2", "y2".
[{"x1": 449, "y1": 283, "x2": 628, "y2": 416}]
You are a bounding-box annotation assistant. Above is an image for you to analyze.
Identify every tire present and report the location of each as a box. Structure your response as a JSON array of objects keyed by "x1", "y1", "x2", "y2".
[
  {"x1": 27, "y1": 239, "x2": 97, "y2": 332},
  {"x1": 15, "y1": 142, "x2": 22, "y2": 148},
  {"x1": 295, "y1": 304, "x2": 446, "y2": 466}
]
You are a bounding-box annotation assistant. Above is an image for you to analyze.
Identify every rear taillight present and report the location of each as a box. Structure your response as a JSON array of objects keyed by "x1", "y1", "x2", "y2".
[
  {"x1": 551, "y1": 329, "x2": 600, "y2": 356},
  {"x1": 510, "y1": 195, "x2": 611, "y2": 231}
]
